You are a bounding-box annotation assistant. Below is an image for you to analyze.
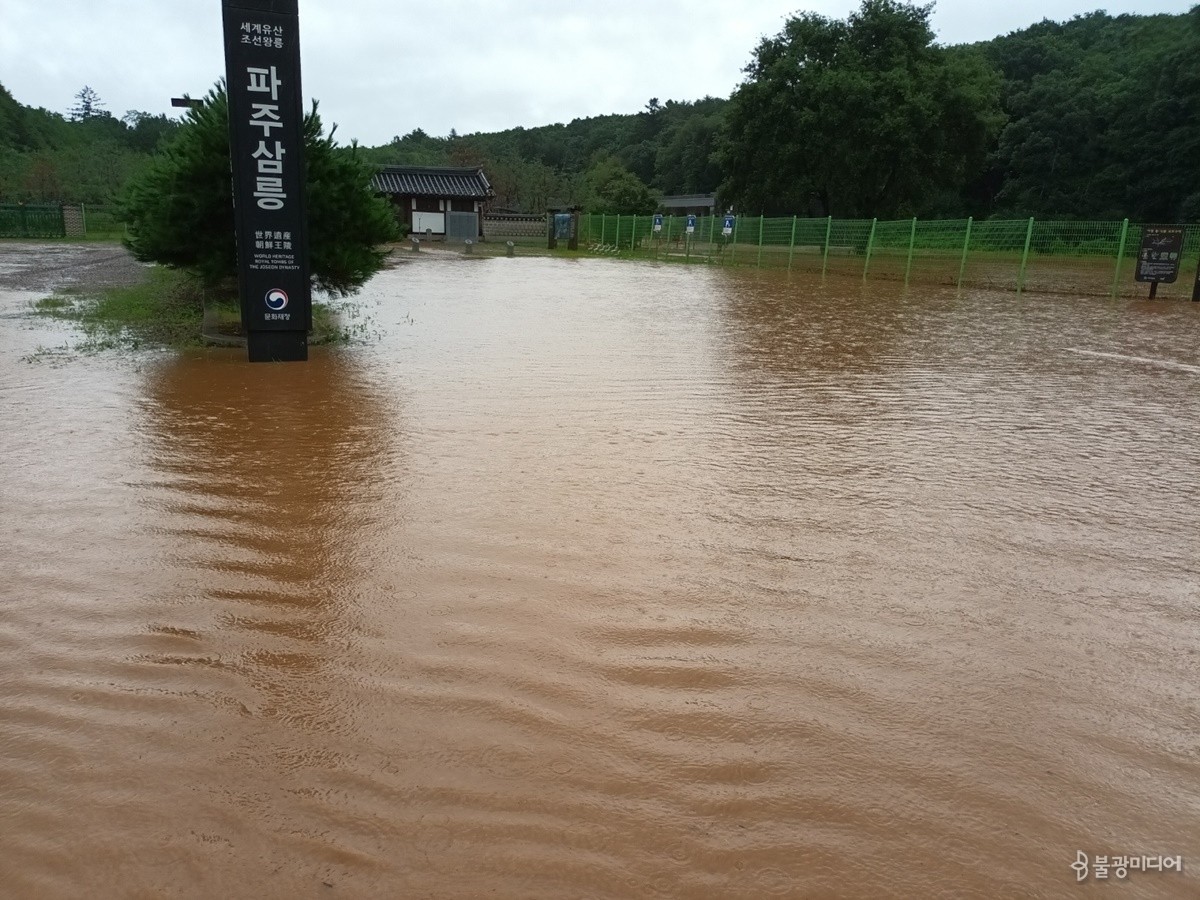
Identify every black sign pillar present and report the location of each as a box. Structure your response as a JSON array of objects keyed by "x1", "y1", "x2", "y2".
[{"x1": 222, "y1": 0, "x2": 310, "y2": 362}]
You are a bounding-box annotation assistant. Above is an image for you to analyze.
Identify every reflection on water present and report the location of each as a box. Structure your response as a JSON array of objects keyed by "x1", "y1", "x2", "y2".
[
  {"x1": 139, "y1": 354, "x2": 395, "y2": 729},
  {"x1": 1, "y1": 250, "x2": 1199, "y2": 898}
]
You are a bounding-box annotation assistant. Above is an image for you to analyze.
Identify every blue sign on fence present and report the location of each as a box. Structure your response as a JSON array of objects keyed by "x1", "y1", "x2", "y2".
[
  {"x1": 686, "y1": 215, "x2": 697, "y2": 234},
  {"x1": 723, "y1": 215, "x2": 735, "y2": 236},
  {"x1": 653, "y1": 214, "x2": 663, "y2": 233}
]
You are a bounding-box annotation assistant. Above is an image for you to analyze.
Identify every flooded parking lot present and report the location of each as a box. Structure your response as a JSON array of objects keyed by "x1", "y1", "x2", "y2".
[{"x1": 1, "y1": 244, "x2": 1198, "y2": 897}]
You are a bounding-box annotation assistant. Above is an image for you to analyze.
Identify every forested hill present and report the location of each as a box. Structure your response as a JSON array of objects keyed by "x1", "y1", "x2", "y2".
[
  {"x1": 1, "y1": 4, "x2": 1197, "y2": 221},
  {"x1": 0, "y1": 84, "x2": 178, "y2": 204},
  {"x1": 357, "y1": 96, "x2": 728, "y2": 215},
  {"x1": 977, "y1": 8, "x2": 1198, "y2": 221}
]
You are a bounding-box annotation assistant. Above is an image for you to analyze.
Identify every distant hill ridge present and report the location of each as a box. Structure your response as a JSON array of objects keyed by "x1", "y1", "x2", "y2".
[{"x1": 2, "y1": 7, "x2": 1196, "y2": 221}]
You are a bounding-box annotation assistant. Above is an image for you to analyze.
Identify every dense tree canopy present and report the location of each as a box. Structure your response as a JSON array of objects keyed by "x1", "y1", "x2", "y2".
[
  {"x1": 0, "y1": 84, "x2": 179, "y2": 204},
  {"x1": 982, "y1": 7, "x2": 1200, "y2": 221},
  {"x1": 582, "y1": 156, "x2": 658, "y2": 215},
  {"x1": 121, "y1": 85, "x2": 397, "y2": 297},
  {"x1": 718, "y1": 0, "x2": 1003, "y2": 218}
]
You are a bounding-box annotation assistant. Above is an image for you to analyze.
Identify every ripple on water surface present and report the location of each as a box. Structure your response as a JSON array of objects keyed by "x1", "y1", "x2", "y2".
[{"x1": 1, "y1": 251, "x2": 1199, "y2": 898}]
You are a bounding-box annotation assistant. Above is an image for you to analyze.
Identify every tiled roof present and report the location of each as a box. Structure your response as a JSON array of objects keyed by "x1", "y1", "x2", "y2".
[
  {"x1": 371, "y1": 166, "x2": 493, "y2": 199},
  {"x1": 660, "y1": 193, "x2": 717, "y2": 208}
]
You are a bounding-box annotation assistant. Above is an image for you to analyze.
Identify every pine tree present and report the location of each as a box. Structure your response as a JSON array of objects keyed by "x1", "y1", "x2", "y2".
[
  {"x1": 120, "y1": 84, "x2": 398, "y2": 297},
  {"x1": 69, "y1": 86, "x2": 105, "y2": 121}
]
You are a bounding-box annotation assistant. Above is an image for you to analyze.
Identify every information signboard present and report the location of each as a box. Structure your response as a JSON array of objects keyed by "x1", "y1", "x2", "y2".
[
  {"x1": 653, "y1": 214, "x2": 663, "y2": 233},
  {"x1": 1134, "y1": 226, "x2": 1184, "y2": 284},
  {"x1": 685, "y1": 215, "x2": 697, "y2": 235},
  {"x1": 223, "y1": 0, "x2": 311, "y2": 362},
  {"x1": 722, "y1": 214, "x2": 735, "y2": 236}
]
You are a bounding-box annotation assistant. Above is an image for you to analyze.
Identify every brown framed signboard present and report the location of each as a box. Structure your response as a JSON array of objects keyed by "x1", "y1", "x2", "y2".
[{"x1": 1134, "y1": 225, "x2": 1184, "y2": 284}]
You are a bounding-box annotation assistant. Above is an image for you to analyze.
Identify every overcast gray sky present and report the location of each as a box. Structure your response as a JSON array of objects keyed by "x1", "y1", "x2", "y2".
[{"x1": 1, "y1": 1, "x2": 1194, "y2": 147}]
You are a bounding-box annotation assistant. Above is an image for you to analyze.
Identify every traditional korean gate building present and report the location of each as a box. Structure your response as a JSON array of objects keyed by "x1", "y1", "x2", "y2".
[
  {"x1": 371, "y1": 165, "x2": 493, "y2": 241},
  {"x1": 658, "y1": 193, "x2": 717, "y2": 219}
]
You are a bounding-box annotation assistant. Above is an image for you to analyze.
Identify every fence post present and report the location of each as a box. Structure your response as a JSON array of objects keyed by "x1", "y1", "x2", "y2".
[
  {"x1": 664, "y1": 216, "x2": 672, "y2": 259},
  {"x1": 821, "y1": 216, "x2": 832, "y2": 277},
  {"x1": 1017, "y1": 217, "x2": 1035, "y2": 294},
  {"x1": 787, "y1": 215, "x2": 798, "y2": 272},
  {"x1": 904, "y1": 217, "x2": 917, "y2": 286},
  {"x1": 957, "y1": 216, "x2": 974, "y2": 289},
  {"x1": 862, "y1": 218, "x2": 878, "y2": 279},
  {"x1": 730, "y1": 217, "x2": 739, "y2": 265},
  {"x1": 1111, "y1": 218, "x2": 1129, "y2": 299},
  {"x1": 600, "y1": 214, "x2": 606, "y2": 247},
  {"x1": 630, "y1": 215, "x2": 637, "y2": 252},
  {"x1": 755, "y1": 215, "x2": 764, "y2": 267},
  {"x1": 1193, "y1": 227, "x2": 1200, "y2": 300},
  {"x1": 81, "y1": 203, "x2": 88, "y2": 236}
]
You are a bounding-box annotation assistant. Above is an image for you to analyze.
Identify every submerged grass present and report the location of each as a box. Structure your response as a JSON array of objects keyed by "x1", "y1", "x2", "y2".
[
  {"x1": 32, "y1": 266, "x2": 205, "y2": 352},
  {"x1": 29, "y1": 264, "x2": 370, "y2": 354}
]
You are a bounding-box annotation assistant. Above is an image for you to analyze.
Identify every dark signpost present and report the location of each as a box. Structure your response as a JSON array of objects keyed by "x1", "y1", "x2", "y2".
[
  {"x1": 546, "y1": 208, "x2": 580, "y2": 250},
  {"x1": 1134, "y1": 225, "x2": 1184, "y2": 299},
  {"x1": 222, "y1": 0, "x2": 310, "y2": 362}
]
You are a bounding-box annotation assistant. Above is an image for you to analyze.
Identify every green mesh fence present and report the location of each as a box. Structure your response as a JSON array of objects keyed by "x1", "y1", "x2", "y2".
[
  {"x1": 578, "y1": 213, "x2": 1199, "y2": 299},
  {"x1": 1021, "y1": 219, "x2": 1127, "y2": 297},
  {"x1": 77, "y1": 204, "x2": 124, "y2": 239},
  {"x1": 0, "y1": 204, "x2": 65, "y2": 238}
]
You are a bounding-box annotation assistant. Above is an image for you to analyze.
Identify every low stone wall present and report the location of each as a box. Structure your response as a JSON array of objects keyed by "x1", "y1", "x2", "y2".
[{"x1": 483, "y1": 214, "x2": 545, "y2": 239}]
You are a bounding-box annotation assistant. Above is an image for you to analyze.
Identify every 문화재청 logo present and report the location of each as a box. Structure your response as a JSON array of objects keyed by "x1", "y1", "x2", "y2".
[{"x1": 264, "y1": 288, "x2": 289, "y2": 311}]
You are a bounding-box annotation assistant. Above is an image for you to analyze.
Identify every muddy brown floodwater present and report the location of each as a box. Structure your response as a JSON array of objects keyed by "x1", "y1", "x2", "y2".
[{"x1": 1, "y1": 243, "x2": 1198, "y2": 898}]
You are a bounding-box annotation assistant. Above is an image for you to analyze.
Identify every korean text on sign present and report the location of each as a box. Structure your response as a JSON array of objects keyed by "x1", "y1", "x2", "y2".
[
  {"x1": 246, "y1": 66, "x2": 287, "y2": 210},
  {"x1": 240, "y1": 22, "x2": 285, "y2": 49}
]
